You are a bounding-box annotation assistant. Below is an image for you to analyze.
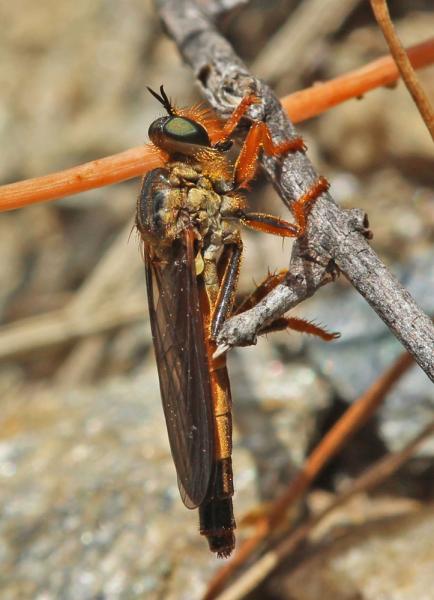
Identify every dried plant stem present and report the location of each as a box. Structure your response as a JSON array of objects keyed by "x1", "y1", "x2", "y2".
[
  {"x1": 204, "y1": 351, "x2": 414, "y2": 599},
  {"x1": 0, "y1": 38, "x2": 433, "y2": 211},
  {"x1": 267, "y1": 352, "x2": 414, "y2": 528},
  {"x1": 370, "y1": 0, "x2": 434, "y2": 139},
  {"x1": 0, "y1": 298, "x2": 145, "y2": 361},
  {"x1": 0, "y1": 222, "x2": 147, "y2": 361}
]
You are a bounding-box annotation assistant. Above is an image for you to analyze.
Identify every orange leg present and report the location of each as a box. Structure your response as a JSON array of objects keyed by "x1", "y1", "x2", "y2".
[
  {"x1": 260, "y1": 317, "x2": 340, "y2": 341},
  {"x1": 234, "y1": 122, "x2": 306, "y2": 188},
  {"x1": 291, "y1": 176, "x2": 330, "y2": 236},
  {"x1": 235, "y1": 271, "x2": 339, "y2": 341},
  {"x1": 235, "y1": 270, "x2": 287, "y2": 315},
  {"x1": 213, "y1": 95, "x2": 261, "y2": 143},
  {"x1": 212, "y1": 94, "x2": 305, "y2": 188},
  {"x1": 239, "y1": 176, "x2": 329, "y2": 238},
  {"x1": 241, "y1": 211, "x2": 302, "y2": 237}
]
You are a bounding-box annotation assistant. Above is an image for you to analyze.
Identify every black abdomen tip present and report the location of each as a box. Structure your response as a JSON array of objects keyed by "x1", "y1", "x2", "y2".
[
  {"x1": 199, "y1": 496, "x2": 236, "y2": 558},
  {"x1": 206, "y1": 529, "x2": 235, "y2": 558}
]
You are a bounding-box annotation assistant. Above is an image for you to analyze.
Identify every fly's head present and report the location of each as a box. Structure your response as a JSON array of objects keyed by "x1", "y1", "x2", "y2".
[{"x1": 147, "y1": 85, "x2": 211, "y2": 157}]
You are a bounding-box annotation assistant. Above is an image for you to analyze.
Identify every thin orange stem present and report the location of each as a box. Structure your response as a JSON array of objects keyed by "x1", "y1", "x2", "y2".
[
  {"x1": 0, "y1": 146, "x2": 165, "y2": 211},
  {"x1": 268, "y1": 352, "x2": 413, "y2": 528},
  {"x1": 282, "y1": 37, "x2": 434, "y2": 123},
  {"x1": 0, "y1": 38, "x2": 433, "y2": 213}
]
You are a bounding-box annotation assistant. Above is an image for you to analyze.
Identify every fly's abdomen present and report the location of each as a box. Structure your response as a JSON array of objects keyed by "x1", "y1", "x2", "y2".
[
  {"x1": 199, "y1": 458, "x2": 236, "y2": 558},
  {"x1": 199, "y1": 342, "x2": 236, "y2": 557}
]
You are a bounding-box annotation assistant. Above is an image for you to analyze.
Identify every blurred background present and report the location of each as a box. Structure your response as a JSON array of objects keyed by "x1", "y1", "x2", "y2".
[{"x1": 0, "y1": 1, "x2": 433, "y2": 598}]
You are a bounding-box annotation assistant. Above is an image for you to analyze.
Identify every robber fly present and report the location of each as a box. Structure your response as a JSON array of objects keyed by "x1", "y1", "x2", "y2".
[{"x1": 136, "y1": 86, "x2": 337, "y2": 558}]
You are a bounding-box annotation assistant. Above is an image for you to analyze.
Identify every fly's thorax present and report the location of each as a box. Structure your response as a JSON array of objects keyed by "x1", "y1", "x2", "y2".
[
  {"x1": 137, "y1": 161, "x2": 244, "y2": 247},
  {"x1": 184, "y1": 186, "x2": 220, "y2": 240},
  {"x1": 166, "y1": 158, "x2": 234, "y2": 203},
  {"x1": 168, "y1": 161, "x2": 202, "y2": 186},
  {"x1": 137, "y1": 168, "x2": 169, "y2": 242},
  {"x1": 167, "y1": 160, "x2": 223, "y2": 239},
  {"x1": 187, "y1": 187, "x2": 219, "y2": 213},
  {"x1": 217, "y1": 192, "x2": 245, "y2": 244},
  {"x1": 186, "y1": 186, "x2": 243, "y2": 244},
  {"x1": 168, "y1": 151, "x2": 234, "y2": 196},
  {"x1": 194, "y1": 147, "x2": 233, "y2": 189},
  {"x1": 156, "y1": 188, "x2": 186, "y2": 240}
]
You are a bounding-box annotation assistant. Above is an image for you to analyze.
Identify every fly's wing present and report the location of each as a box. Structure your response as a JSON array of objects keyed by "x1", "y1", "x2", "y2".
[{"x1": 145, "y1": 231, "x2": 214, "y2": 508}]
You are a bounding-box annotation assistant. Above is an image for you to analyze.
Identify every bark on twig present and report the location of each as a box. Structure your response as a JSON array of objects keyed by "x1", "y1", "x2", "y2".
[
  {"x1": 155, "y1": 0, "x2": 434, "y2": 382},
  {"x1": 196, "y1": 0, "x2": 248, "y2": 17}
]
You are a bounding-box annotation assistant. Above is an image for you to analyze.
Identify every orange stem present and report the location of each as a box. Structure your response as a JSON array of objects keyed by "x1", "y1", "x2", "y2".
[
  {"x1": 0, "y1": 146, "x2": 164, "y2": 212},
  {"x1": 268, "y1": 352, "x2": 413, "y2": 528},
  {"x1": 282, "y1": 37, "x2": 434, "y2": 122},
  {"x1": 1, "y1": 38, "x2": 433, "y2": 213}
]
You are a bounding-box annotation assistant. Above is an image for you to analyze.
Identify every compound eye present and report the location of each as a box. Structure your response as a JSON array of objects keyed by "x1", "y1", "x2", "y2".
[
  {"x1": 148, "y1": 117, "x2": 169, "y2": 141},
  {"x1": 164, "y1": 117, "x2": 210, "y2": 147}
]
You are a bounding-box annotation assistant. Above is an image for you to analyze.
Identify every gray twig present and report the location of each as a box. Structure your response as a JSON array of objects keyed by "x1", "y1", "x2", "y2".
[{"x1": 155, "y1": 0, "x2": 434, "y2": 382}]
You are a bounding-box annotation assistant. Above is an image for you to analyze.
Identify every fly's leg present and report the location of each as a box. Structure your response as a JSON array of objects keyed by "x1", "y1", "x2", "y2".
[
  {"x1": 212, "y1": 94, "x2": 305, "y2": 188},
  {"x1": 210, "y1": 236, "x2": 243, "y2": 339},
  {"x1": 229, "y1": 177, "x2": 332, "y2": 338},
  {"x1": 240, "y1": 176, "x2": 330, "y2": 238},
  {"x1": 234, "y1": 121, "x2": 305, "y2": 188},
  {"x1": 213, "y1": 95, "x2": 260, "y2": 143},
  {"x1": 225, "y1": 176, "x2": 334, "y2": 340},
  {"x1": 234, "y1": 270, "x2": 339, "y2": 341},
  {"x1": 260, "y1": 316, "x2": 340, "y2": 341},
  {"x1": 235, "y1": 270, "x2": 287, "y2": 314}
]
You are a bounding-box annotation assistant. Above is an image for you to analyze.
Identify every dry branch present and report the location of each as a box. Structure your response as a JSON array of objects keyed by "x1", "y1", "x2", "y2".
[
  {"x1": 266, "y1": 351, "x2": 415, "y2": 529},
  {"x1": 196, "y1": 0, "x2": 248, "y2": 17},
  {"x1": 0, "y1": 146, "x2": 162, "y2": 212},
  {"x1": 0, "y1": 298, "x2": 145, "y2": 361},
  {"x1": 155, "y1": 0, "x2": 434, "y2": 381}
]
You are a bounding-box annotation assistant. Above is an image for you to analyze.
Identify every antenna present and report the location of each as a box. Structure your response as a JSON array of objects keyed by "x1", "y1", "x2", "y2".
[{"x1": 147, "y1": 85, "x2": 174, "y2": 115}]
